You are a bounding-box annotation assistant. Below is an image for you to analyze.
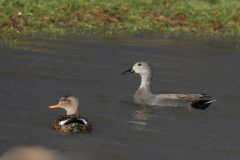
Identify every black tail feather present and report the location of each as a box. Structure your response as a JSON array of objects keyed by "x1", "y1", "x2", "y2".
[{"x1": 191, "y1": 100, "x2": 215, "y2": 110}]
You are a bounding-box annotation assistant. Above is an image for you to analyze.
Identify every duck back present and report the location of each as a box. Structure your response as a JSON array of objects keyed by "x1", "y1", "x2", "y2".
[{"x1": 52, "y1": 114, "x2": 92, "y2": 133}]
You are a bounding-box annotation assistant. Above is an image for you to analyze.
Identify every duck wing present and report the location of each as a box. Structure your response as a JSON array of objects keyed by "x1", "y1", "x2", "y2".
[
  {"x1": 60, "y1": 116, "x2": 88, "y2": 125},
  {"x1": 155, "y1": 94, "x2": 215, "y2": 109},
  {"x1": 157, "y1": 94, "x2": 210, "y2": 101}
]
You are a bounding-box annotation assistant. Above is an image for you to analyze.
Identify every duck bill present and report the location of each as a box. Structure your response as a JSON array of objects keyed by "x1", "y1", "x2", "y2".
[
  {"x1": 121, "y1": 67, "x2": 135, "y2": 75},
  {"x1": 49, "y1": 103, "x2": 61, "y2": 108}
]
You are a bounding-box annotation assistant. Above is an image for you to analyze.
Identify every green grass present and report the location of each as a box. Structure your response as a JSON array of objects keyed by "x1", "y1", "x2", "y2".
[{"x1": 0, "y1": 0, "x2": 240, "y2": 35}]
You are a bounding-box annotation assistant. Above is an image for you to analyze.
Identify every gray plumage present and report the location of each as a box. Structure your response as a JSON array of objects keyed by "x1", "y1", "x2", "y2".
[{"x1": 121, "y1": 62, "x2": 215, "y2": 109}]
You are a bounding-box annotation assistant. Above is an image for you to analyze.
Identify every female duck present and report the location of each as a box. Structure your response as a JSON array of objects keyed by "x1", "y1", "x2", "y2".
[
  {"x1": 49, "y1": 95, "x2": 92, "y2": 133},
  {"x1": 121, "y1": 62, "x2": 216, "y2": 110}
]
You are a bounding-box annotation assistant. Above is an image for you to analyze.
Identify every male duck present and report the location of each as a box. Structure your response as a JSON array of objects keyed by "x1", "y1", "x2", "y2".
[
  {"x1": 49, "y1": 95, "x2": 92, "y2": 133},
  {"x1": 121, "y1": 62, "x2": 216, "y2": 110}
]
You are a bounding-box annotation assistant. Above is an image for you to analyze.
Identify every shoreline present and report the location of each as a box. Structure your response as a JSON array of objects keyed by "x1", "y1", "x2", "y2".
[{"x1": 1, "y1": 0, "x2": 240, "y2": 36}]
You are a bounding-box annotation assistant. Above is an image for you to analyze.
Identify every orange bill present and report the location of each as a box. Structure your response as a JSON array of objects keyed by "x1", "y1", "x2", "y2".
[{"x1": 49, "y1": 103, "x2": 61, "y2": 108}]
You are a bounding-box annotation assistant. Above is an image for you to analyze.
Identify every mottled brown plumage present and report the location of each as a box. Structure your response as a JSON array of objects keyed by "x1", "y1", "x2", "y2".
[
  {"x1": 52, "y1": 114, "x2": 92, "y2": 133},
  {"x1": 49, "y1": 95, "x2": 92, "y2": 133}
]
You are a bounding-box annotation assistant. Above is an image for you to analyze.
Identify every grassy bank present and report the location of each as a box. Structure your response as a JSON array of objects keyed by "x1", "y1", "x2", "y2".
[{"x1": 0, "y1": 0, "x2": 240, "y2": 35}]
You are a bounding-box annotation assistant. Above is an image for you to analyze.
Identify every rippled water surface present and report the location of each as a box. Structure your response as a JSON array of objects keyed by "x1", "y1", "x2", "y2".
[{"x1": 0, "y1": 33, "x2": 240, "y2": 159}]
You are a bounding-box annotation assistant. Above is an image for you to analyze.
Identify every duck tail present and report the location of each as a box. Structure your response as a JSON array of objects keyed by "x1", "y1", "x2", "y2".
[{"x1": 191, "y1": 100, "x2": 216, "y2": 110}]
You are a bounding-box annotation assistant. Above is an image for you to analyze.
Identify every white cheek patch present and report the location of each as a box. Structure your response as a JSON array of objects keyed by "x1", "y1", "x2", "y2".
[
  {"x1": 81, "y1": 119, "x2": 88, "y2": 124},
  {"x1": 59, "y1": 120, "x2": 69, "y2": 125}
]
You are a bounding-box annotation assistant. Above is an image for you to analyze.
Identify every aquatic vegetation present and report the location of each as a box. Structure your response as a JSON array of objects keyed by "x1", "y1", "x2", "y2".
[{"x1": 0, "y1": 0, "x2": 240, "y2": 35}]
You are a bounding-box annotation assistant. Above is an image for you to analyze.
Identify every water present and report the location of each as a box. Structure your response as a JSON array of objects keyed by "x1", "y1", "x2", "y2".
[{"x1": 0, "y1": 33, "x2": 240, "y2": 159}]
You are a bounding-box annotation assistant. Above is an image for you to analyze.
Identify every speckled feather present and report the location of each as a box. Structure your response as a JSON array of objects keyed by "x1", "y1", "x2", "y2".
[{"x1": 52, "y1": 114, "x2": 92, "y2": 133}]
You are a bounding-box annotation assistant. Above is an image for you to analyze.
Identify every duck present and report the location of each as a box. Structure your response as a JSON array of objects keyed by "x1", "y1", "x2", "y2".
[
  {"x1": 121, "y1": 62, "x2": 216, "y2": 110},
  {"x1": 49, "y1": 95, "x2": 92, "y2": 133}
]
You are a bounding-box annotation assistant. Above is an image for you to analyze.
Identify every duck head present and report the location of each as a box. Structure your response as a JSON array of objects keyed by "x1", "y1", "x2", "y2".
[
  {"x1": 121, "y1": 62, "x2": 153, "y2": 79},
  {"x1": 49, "y1": 95, "x2": 79, "y2": 115}
]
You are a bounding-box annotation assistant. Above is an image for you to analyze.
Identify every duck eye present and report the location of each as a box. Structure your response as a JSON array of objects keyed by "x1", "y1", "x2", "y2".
[{"x1": 138, "y1": 63, "x2": 141, "y2": 66}]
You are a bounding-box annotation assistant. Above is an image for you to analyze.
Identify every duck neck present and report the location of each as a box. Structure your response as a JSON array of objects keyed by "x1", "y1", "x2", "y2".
[
  {"x1": 138, "y1": 74, "x2": 152, "y2": 94},
  {"x1": 66, "y1": 105, "x2": 79, "y2": 115},
  {"x1": 134, "y1": 74, "x2": 154, "y2": 104},
  {"x1": 140, "y1": 74, "x2": 152, "y2": 89}
]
